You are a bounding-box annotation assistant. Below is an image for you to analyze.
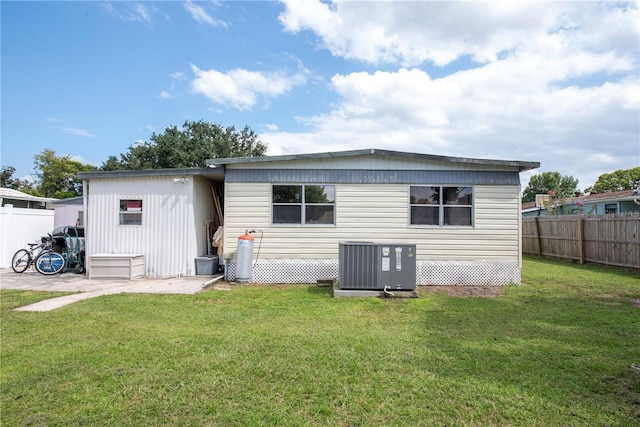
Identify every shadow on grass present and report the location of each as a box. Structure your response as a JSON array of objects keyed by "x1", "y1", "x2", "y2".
[{"x1": 306, "y1": 284, "x2": 333, "y2": 297}]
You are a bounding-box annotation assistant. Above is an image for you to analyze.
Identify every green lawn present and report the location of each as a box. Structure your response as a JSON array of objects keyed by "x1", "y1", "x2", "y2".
[{"x1": 1, "y1": 256, "x2": 639, "y2": 426}]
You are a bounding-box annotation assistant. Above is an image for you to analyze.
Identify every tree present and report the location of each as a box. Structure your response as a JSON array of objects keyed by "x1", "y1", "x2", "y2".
[
  {"x1": 584, "y1": 167, "x2": 640, "y2": 194},
  {"x1": 33, "y1": 149, "x2": 97, "y2": 198},
  {"x1": 0, "y1": 166, "x2": 36, "y2": 193},
  {"x1": 522, "y1": 171, "x2": 579, "y2": 203},
  {"x1": 102, "y1": 120, "x2": 268, "y2": 170}
]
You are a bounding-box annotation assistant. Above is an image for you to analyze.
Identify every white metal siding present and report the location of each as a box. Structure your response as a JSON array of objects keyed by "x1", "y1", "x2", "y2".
[
  {"x1": 223, "y1": 183, "x2": 521, "y2": 264},
  {"x1": 54, "y1": 204, "x2": 83, "y2": 228},
  {"x1": 86, "y1": 176, "x2": 204, "y2": 277}
]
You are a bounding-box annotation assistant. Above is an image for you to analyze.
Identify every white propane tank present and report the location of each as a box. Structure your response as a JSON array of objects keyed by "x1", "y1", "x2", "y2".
[{"x1": 236, "y1": 231, "x2": 254, "y2": 283}]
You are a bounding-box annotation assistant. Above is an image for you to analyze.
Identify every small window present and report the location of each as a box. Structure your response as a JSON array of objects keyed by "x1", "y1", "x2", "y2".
[
  {"x1": 410, "y1": 186, "x2": 473, "y2": 226},
  {"x1": 605, "y1": 203, "x2": 617, "y2": 214},
  {"x1": 272, "y1": 185, "x2": 335, "y2": 225},
  {"x1": 120, "y1": 199, "x2": 142, "y2": 225}
]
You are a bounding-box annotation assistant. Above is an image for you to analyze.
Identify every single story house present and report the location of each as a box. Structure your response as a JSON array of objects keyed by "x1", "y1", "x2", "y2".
[
  {"x1": 0, "y1": 187, "x2": 56, "y2": 209},
  {"x1": 79, "y1": 148, "x2": 539, "y2": 285},
  {"x1": 522, "y1": 189, "x2": 640, "y2": 217}
]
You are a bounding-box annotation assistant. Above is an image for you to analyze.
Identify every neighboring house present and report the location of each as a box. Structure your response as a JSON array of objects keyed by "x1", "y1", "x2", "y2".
[
  {"x1": 522, "y1": 189, "x2": 640, "y2": 217},
  {"x1": 80, "y1": 149, "x2": 539, "y2": 285},
  {"x1": 0, "y1": 188, "x2": 56, "y2": 269},
  {"x1": 53, "y1": 196, "x2": 84, "y2": 228},
  {"x1": 0, "y1": 187, "x2": 56, "y2": 209}
]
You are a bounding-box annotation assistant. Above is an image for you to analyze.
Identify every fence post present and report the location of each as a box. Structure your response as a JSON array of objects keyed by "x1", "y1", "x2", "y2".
[
  {"x1": 577, "y1": 216, "x2": 585, "y2": 265},
  {"x1": 535, "y1": 217, "x2": 543, "y2": 258}
]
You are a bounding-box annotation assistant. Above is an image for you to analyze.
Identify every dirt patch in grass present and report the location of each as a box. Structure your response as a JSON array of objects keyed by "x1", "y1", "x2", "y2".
[
  {"x1": 418, "y1": 286, "x2": 505, "y2": 298},
  {"x1": 221, "y1": 282, "x2": 506, "y2": 297}
]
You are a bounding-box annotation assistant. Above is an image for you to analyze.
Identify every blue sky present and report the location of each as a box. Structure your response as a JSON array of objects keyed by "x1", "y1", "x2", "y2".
[{"x1": 2, "y1": 1, "x2": 639, "y2": 191}]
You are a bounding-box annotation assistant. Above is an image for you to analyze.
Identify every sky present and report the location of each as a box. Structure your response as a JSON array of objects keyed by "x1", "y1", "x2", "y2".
[{"x1": 2, "y1": 1, "x2": 639, "y2": 192}]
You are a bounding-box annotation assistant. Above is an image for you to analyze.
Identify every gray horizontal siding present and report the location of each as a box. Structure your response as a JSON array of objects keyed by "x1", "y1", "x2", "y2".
[{"x1": 226, "y1": 169, "x2": 520, "y2": 185}]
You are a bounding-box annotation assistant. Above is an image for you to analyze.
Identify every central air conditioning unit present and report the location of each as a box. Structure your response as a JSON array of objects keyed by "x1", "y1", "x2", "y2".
[{"x1": 338, "y1": 241, "x2": 416, "y2": 291}]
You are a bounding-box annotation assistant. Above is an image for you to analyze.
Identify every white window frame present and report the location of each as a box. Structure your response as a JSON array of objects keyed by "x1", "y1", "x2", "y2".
[
  {"x1": 409, "y1": 185, "x2": 474, "y2": 227},
  {"x1": 119, "y1": 199, "x2": 142, "y2": 226},
  {"x1": 271, "y1": 184, "x2": 336, "y2": 226}
]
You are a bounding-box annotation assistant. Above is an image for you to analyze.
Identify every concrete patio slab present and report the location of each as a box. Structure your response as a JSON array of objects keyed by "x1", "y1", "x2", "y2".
[{"x1": 0, "y1": 268, "x2": 224, "y2": 311}]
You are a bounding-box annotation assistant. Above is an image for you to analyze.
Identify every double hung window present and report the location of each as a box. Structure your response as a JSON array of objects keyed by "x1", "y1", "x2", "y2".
[
  {"x1": 272, "y1": 185, "x2": 335, "y2": 225},
  {"x1": 410, "y1": 186, "x2": 473, "y2": 226}
]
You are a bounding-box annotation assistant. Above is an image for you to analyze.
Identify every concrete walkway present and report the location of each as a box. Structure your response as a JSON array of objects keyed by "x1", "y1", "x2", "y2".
[{"x1": 0, "y1": 268, "x2": 225, "y2": 312}]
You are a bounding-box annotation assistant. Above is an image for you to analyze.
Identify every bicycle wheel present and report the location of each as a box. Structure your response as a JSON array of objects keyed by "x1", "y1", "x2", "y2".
[
  {"x1": 35, "y1": 251, "x2": 65, "y2": 275},
  {"x1": 11, "y1": 249, "x2": 32, "y2": 273}
]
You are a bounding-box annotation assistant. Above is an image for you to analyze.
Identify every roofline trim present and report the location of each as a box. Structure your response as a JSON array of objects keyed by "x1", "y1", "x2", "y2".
[
  {"x1": 206, "y1": 148, "x2": 540, "y2": 172},
  {"x1": 79, "y1": 167, "x2": 224, "y2": 180}
]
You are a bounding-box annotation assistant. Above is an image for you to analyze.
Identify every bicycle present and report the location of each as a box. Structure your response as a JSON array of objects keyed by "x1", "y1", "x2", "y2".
[{"x1": 10, "y1": 236, "x2": 53, "y2": 273}]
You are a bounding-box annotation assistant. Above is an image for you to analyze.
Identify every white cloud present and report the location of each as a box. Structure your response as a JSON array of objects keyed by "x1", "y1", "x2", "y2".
[
  {"x1": 278, "y1": 1, "x2": 639, "y2": 68},
  {"x1": 183, "y1": 1, "x2": 227, "y2": 27},
  {"x1": 159, "y1": 90, "x2": 172, "y2": 99},
  {"x1": 267, "y1": 1, "x2": 639, "y2": 190},
  {"x1": 190, "y1": 64, "x2": 307, "y2": 110},
  {"x1": 103, "y1": 2, "x2": 153, "y2": 23},
  {"x1": 263, "y1": 64, "x2": 638, "y2": 189},
  {"x1": 266, "y1": 68, "x2": 638, "y2": 189},
  {"x1": 70, "y1": 155, "x2": 92, "y2": 166},
  {"x1": 45, "y1": 117, "x2": 64, "y2": 123},
  {"x1": 132, "y1": 3, "x2": 152, "y2": 23},
  {"x1": 63, "y1": 128, "x2": 95, "y2": 138}
]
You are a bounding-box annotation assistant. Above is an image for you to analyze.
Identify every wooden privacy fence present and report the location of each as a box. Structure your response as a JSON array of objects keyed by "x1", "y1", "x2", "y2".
[{"x1": 522, "y1": 212, "x2": 640, "y2": 269}]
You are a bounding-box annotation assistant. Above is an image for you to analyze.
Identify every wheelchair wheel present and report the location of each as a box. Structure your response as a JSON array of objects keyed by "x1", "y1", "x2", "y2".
[{"x1": 35, "y1": 251, "x2": 65, "y2": 275}]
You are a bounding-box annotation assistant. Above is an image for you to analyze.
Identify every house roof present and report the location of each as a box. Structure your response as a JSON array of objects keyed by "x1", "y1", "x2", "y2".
[
  {"x1": 523, "y1": 189, "x2": 640, "y2": 213},
  {"x1": 206, "y1": 148, "x2": 540, "y2": 172},
  {"x1": 580, "y1": 189, "x2": 640, "y2": 203},
  {"x1": 0, "y1": 187, "x2": 58, "y2": 204},
  {"x1": 78, "y1": 148, "x2": 540, "y2": 181},
  {"x1": 53, "y1": 196, "x2": 84, "y2": 205},
  {"x1": 79, "y1": 167, "x2": 223, "y2": 180}
]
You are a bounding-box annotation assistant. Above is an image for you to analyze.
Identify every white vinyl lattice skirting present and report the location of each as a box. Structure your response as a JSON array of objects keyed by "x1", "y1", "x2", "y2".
[
  {"x1": 224, "y1": 259, "x2": 520, "y2": 286},
  {"x1": 418, "y1": 260, "x2": 520, "y2": 286}
]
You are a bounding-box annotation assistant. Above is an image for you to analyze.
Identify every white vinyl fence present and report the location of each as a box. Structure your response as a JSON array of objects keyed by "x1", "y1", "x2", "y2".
[{"x1": 0, "y1": 206, "x2": 55, "y2": 269}]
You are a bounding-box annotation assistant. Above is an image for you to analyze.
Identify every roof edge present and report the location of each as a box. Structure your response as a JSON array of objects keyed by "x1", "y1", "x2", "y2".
[
  {"x1": 206, "y1": 148, "x2": 540, "y2": 172},
  {"x1": 0, "y1": 187, "x2": 58, "y2": 203},
  {"x1": 79, "y1": 167, "x2": 224, "y2": 180}
]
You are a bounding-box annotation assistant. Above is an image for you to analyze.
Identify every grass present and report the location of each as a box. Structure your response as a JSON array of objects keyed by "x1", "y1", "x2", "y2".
[{"x1": 1, "y1": 256, "x2": 639, "y2": 426}]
